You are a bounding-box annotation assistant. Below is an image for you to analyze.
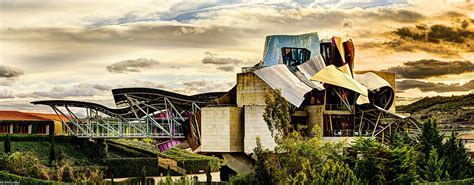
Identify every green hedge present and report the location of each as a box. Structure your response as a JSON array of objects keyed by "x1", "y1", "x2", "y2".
[
  {"x1": 111, "y1": 140, "x2": 221, "y2": 174},
  {"x1": 0, "y1": 171, "x2": 63, "y2": 185},
  {"x1": 0, "y1": 135, "x2": 88, "y2": 146},
  {"x1": 0, "y1": 136, "x2": 104, "y2": 165},
  {"x1": 416, "y1": 178, "x2": 474, "y2": 185},
  {"x1": 105, "y1": 157, "x2": 180, "y2": 178},
  {"x1": 161, "y1": 148, "x2": 220, "y2": 174},
  {"x1": 105, "y1": 142, "x2": 152, "y2": 158}
]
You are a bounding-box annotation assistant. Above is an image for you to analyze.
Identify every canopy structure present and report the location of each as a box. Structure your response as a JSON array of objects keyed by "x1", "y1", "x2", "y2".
[
  {"x1": 310, "y1": 65, "x2": 368, "y2": 96},
  {"x1": 354, "y1": 72, "x2": 395, "y2": 109},
  {"x1": 31, "y1": 88, "x2": 224, "y2": 139},
  {"x1": 254, "y1": 64, "x2": 313, "y2": 107}
]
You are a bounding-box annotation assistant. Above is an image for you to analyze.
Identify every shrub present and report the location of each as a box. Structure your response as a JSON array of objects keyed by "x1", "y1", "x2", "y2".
[
  {"x1": 0, "y1": 171, "x2": 59, "y2": 185},
  {"x1": 105, "y1": 157, "x2": 164, "y2": 178},
  {"x1": 1, "y1": 151, "x2": 50, "y2": 180},
  {"x1": 162, "y1": 148, "x2": 220, "y2": 173}
]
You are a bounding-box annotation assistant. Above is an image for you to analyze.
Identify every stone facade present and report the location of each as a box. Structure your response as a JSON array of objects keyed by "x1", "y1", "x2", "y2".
[
  {"x1": 200, "y1": 106, "x2": 243, "y2": 152},
  {"x1": 244, "y1": 105, "x2": 277, "y2": 154},
  {"x1": 236, "y1": 73, "x2": 272, "y2": 107}
]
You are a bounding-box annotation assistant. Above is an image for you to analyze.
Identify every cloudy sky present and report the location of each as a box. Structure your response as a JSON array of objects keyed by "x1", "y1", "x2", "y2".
[{"x1": 0, "y1": 0, "x2": 473, "y2": 112}]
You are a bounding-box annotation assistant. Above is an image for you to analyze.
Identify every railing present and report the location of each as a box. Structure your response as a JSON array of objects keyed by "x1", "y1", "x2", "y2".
[
  {"x1": 241, "y1": 66, "x2": 264, "y2": 73},
  {"x1": 326, "y1": 104, "x2": 351, "y2": 111},
  {"x1": 323, "y1": 130, "x2": 372, "y2": 137},
  {"x1": 64, "y1": 117, "x2": 185, "y2": 138}
]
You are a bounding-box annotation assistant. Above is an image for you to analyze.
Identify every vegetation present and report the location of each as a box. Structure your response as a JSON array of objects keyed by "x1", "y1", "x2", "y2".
[
  {"x1": 397, "y1": 93, "x2": 474, "y2": 113},
  {"x1": 111, "y1": 139, "x2": 220, "y2": 173},
  {"x1": 0, "y1": 151, "x2": 104, "y2": 183},
  {"x1": 104, "y1": 157, "x2": 164, "y2": 178},
  {"x1": 0, "y1": 171, "x2": 58, "y2": 185},
  {"x1": 3, "y1": 134, "x2": 11, "y2": 153},
  {"x1": 0, "y1": 135, "x2": 103, "y2": 165}
]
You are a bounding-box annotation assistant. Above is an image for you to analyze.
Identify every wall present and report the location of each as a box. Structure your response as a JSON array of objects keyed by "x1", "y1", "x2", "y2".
[
  {"x1": 200, "y1": 106, "x2": 243, "y2": 152},
  {"x1": 244, "y1": 105, "x2": 277, "y2": 154},
  {"x1": 236, "y1": 72, "x2": 272, "y2": 107},
  {"x1": 306, "y1": 105, "x2": 324, "y2": 136}
]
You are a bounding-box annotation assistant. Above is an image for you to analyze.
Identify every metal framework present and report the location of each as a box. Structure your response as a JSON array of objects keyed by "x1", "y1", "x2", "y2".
[
  {"x1": 356, "y1": 105, "x2": 420, "y2": 142},
  {"x1": 32, "y1": 88, "x2": 223, "y2": 139}
]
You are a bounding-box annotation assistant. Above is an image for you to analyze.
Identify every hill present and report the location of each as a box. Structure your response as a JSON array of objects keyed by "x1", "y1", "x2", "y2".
[
  {"x1": 397, "y1": 93, "x2": 474, "y2": 124},
  {"x1": 397, "y1": 93, "x2": 474, "y2": 113}
]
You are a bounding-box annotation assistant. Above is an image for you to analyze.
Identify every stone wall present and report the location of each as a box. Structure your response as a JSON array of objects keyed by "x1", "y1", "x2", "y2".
[
  {"x1": 200, "y1": 106, "x2": 243, "y2": 152},
  {"x1": 244, "y1": 105, "x2": 277, "y2": 154},
  {"x1": 236, "y1": 72, "x2": 272, "y2": 107}
]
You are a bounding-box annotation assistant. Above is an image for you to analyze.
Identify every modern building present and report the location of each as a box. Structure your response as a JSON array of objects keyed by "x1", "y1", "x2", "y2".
[{"x1": 31, "y1": 32, "x2": 419, "y2": 155}]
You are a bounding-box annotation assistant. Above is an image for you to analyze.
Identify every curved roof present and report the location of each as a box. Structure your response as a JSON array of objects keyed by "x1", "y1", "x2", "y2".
[
  {"x1": 354, "y1": 72, "x2": 392, "y2": 91},
  {"x1": 32, "y1": 88, "x2": 226, "y2": 119},
  {"x1": 31, "y1": 100, "x2": 133, "y2": 118},
  {"x1": 254, "y1": 64, "x2": 313, "y2": 107},
  {"x1": 111, "y1": 87, "x2": 225, "y2": 110},
  {"x1": 310, "y1": 65, "x2": 368, "y2": 96}
]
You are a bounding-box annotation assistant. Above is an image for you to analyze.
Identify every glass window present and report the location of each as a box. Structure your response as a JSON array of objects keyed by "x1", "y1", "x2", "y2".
[{"x1": 281, "y1": 47, "x2": 311, "y2": 66}]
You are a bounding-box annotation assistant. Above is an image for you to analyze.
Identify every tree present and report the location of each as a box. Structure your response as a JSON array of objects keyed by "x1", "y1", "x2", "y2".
[
  {"x1": 421, "y1": 147, "x2": 444, "y2": 182},
  {"x1": 442, "y1": 130, "x2": 473, "y2": 179},
  {"x1": 253, "y1": 137, "x2": 276, "y2": 185},
  {"x1": 49, "y1": 136, "x2": 56, "y2": 166},
  {"x1": 206, "y1": 165, "x2": 212, "y2": 185},
  {"x1": 388, "y1": 146, "x2": 420, "y2": 184},
  {"x1": 141, "y1": 166, "x2": 147, "y2": 185},
  {"x1": 351, "y1": 138, "x2": 389, "y2": 184},
  {"x1": 263, "y1": 89, "x2": 292, "y2": 143},
  {"x1": 4, "y1": 134, "x2": 11, "y2": 153},
  {"x1": 313, "y1": 159, "x2": 359, "y2": 184},
  {"x1": 417, "y1": 119, "x2": 443, "y2": 159}
]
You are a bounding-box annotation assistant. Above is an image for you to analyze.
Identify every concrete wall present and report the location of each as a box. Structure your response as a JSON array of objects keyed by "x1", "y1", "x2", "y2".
[
  {"x1": 236, "y1": 72, "x2": 272, "y2": 107},
  {"x1": 306, "y1": 105, "x2": 324, "y2": 136},
  {"x1": 244, "y1": 105, "x2": 277, "y2": 154},
  {"x1": 200, "y1": 106, "x2": 243, "y2": 152}
]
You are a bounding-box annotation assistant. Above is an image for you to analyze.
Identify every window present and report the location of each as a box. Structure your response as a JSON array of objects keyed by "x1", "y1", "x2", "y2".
[
  {"x1": 14, "y1": 124, "x2": 29, "y2": 134},
  {"x1": 0, "y1": 124, "x2": 10, "y2": 133},
  {"x1": 281, "y1": 47, "x2": 311, "y2": 66},
  {"x1": 36, "y1": 124, "x2": 47, "y2": 134}
]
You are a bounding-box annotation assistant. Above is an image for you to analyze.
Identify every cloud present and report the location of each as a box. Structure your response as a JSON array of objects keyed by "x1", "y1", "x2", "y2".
[
  {"x1": 106, "y1": 58, "x2": 160, "y2": 73},
  {"x1": 385, "y1": 59, "x2": 474, "y2": 79},
  {"x1": 0, "y1": 64, "x2": 24, "y2": 78},
  {"x1": 180, "y1": 79, "x2": 234, "y2": 94},
  {"x1": 0, "y1": 89, "x2": 14, "y2": 99},
  {"x1": 117, "y1": 79, "x2": 168, "y2": 89},
  {"x1": 18, "y1": 83, "x2": 111, "y2": 99},
  {"x1": 397, "y1": 80, "x2": 474, "y2": 93},
  {"x1": 217, "y1": 66, "x2": 236, "y2": 72},
  {"x1": 342, "y1": 18, "x2": 353, "y2": 28},
  {"x1": 381, "y1": 20, "x2": 474, "y2": 57},
  {"x1": 201, "y1": 52, "x2": 243, "y2": 72}
]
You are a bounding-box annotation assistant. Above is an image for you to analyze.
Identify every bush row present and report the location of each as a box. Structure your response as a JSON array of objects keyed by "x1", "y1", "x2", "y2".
[
  {"x1": 416, "y1": 178, "x2": 474, "y2": 185},
  {"x1": 105, "y1": 157, "x2": 181, "y2": 178},
  {"x1": 161, "y1": 148, "x2": 220, "y2": 173},
  {"x1": 0, "y1": 171, "x2": 61, "y2": 185}
]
